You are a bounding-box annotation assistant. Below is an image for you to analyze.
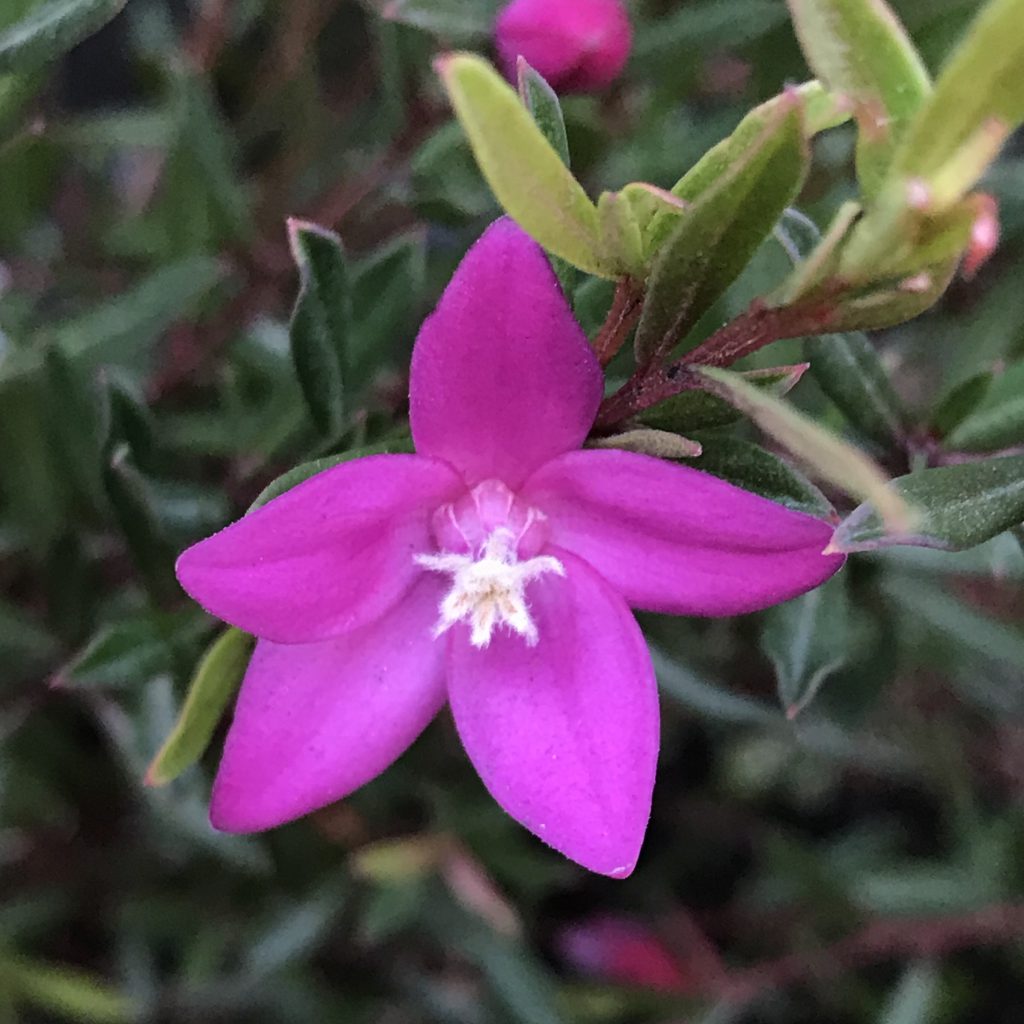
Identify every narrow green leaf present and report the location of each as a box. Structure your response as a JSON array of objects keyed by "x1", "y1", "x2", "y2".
[
  {"x1": 640, "y1": 363, "x2": 808, "y2": 433},
  {"x1": 58, "y1": 609, "x2": 206, "y2": 689},
  {"x1": 349, "y1": 230, "x2": 426, "y2": 380},
  {"x1": 762, "y1": 574, "x2": 852, "y2": 718},
  {"x1": 2, "y1": 257, "x2": 223, "y2": 385},
  {"x1": 248, "y1": 439, "x2": 416, "y2": 512},
  {"x1": 786, "y1": 0, "x2": 930, "y2": 197},
  {"x1": 146, "y1": 628, "x2": 254, "y2": 786},
  {"x1": 645, "y1": 81, "x2": 842, "y2": 253},
  {"x1": 588, "y1": 429, "x2": 702, "y2": 459},
  {"x1": 288, "y1": 219, "x2": 351, "y2": 437},
  {"x1": 945, "y1": 361, "x2": 1024, "y2": 452},
  {"x1": 883, "y1": 573, "x2": 1024, "y2": 672},
  {"x1": 806, "y1": 332, "x2": 908, "y2": 447},
  {"x1": 893, "y1": 0, "x2": 1024, "y2": 181},
  {"x1": 831, "y1": 456, "x2": 1024, "y2": 552},
  {"x1": 651, "y1": 645, "x2": 779, "y2": 726},
  {"x1": 507, "y1": 67, "x2": 577, "y2": 292},
  {"x1": 0, "y1": 0, "x2": 125, "y2": 73},
  {"x1": 7, "y1": 957, "x2": 133, "y2": 1023},
  {"x1": 437, "y1": 53, "x2": 610, "y2": 277},
  {"x1": 516, "y1": 58, "x2": 568, "y2": 166},
  {"x1": 634, "y1": 93, "x2": 808, "y2": 363},
  {"x1": 42, "y1": 344, "x2": 104, "y2": 512},
  {"x1": 878, "y1": 962, "x2": 940, "y2": 1024},
  {"x1": 782, "y1": 200, "x2": 861, "y2": 303},
  {"x1": 698, "y1": 366, "x2": 913, "y2": 530},
  {"x1": 595, "y1": 190, "x2": 644, "y2": 279},
  {"x1": 930, "y1": 370, "x2": 993, "y2": 438},
  {"x1": 103, "y1": 444, "x2": 178, "y2": 605},
  {"x1": 382, "y1": 0, "x2": 502, "y2": 42},
  {"x1": 173, "y1": 71, "x2": 252, "y2": 243},
  {"x1": 689, "y1": 436, "x2": 834, "y2": 518}
]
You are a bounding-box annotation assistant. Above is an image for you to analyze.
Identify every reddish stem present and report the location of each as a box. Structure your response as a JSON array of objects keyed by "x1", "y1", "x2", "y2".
[
  {"x1": 595, "y1": 299, "x2": 837, "y2": 429},
  {"x1": 592, "y1": 278, "x2": 644, "y2": 366}
]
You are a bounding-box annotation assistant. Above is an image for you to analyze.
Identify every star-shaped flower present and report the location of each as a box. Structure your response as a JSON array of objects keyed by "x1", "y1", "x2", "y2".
[{"x1": 176, "y1": 218, "x2": 843, "y2": 877}]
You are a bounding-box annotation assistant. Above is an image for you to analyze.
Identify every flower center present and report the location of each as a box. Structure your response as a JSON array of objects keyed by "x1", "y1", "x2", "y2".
[{"x1": 415, "y1": 479, "x2": 563, "y2": 648}]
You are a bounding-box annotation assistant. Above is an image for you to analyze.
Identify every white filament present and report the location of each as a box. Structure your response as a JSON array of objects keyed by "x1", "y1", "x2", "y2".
[{"x1": 415, "y1": 528, "x2": 564, "y2": 647}]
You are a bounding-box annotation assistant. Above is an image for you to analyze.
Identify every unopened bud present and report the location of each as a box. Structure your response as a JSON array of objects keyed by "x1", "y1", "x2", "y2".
[{"x1": 495, "y1": 0, "x2": 631, "y2": 93}]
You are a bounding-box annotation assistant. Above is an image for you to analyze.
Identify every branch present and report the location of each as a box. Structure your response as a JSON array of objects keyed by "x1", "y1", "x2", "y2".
[
  {"x1": 595, "y1": 299, "x2": 836, "y2": 429},
  {"x1": 592, "y1": 278, "x2": 644, "y2": 366}
]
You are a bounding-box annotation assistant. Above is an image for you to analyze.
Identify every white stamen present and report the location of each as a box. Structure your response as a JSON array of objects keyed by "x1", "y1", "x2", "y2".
[{"x1": 415, "y1": 528, "x2": 564, "y2": 648}]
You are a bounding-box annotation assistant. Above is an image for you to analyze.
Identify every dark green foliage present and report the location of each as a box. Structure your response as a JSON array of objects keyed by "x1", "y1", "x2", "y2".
[{"x1": 1, "y1": 0, "x2": 1024, "y2": 1022}]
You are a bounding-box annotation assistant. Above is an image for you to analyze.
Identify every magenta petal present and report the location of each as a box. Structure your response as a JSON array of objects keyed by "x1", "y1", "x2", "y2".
[
  {"x1": 211, "y1": 575, "x2": 447, "y2": 832},
  {"x1": 522, "y1": 450, "x2": 845, "y2": 616},
  {"x1": 495, "y1": 0, "x2": 632, "y2": 93},
  {"x1": 409, "y1": 219, "x2": 603, "y2": 489},
  {"x1": 447, "y1": 551, "x2": 658, "y2": 877},
  {"x1": 176, "y1": 454, "x2": 463, "y2": 643}
]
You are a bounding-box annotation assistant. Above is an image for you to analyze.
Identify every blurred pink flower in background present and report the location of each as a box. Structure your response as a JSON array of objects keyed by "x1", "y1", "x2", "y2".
[
  {"x1": 559, "y1": 916, "x2": 690, "y2": 991},
  {"x1": 495, "y1": 0, "x2": 632, "y2": 92},
  {"x1": 177, "y1": 218, "x2": 842, "y2": 878}
]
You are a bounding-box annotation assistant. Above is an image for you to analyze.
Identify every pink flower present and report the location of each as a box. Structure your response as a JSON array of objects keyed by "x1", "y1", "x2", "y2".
[
  {"x1": 176, "y1": 219, "x2": 843, "y2": 878},
  {"x1": 495, "y1": 0, "x2": 632, "y2": 94}
]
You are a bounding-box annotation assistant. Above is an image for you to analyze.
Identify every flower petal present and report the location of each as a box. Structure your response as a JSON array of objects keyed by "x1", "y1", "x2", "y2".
[
  {"x1": 522, "y1": 449, "x2": 844, "y2": 616},
  {"x1": 409, "y1": 218, "x2": 603, "y2": 489},
  {"x1": 176, "y1": 454, "x2": 463, "y2": 643},
  {"x1": 211, "y1": 575, "x2": 447, "y2": 832},
  {"x1": 447, "y1": 551, "x2": 658, "y2": 877}
]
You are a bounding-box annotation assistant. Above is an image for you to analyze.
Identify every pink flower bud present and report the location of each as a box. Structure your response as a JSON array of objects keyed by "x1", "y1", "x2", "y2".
[{"x1": 495, "y1": 0, "x2": 631, "y2": 93}]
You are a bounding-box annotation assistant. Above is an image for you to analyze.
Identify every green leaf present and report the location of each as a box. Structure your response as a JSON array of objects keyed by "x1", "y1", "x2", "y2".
[
  {"x1": 288, "y1": 219, "x2": 351, "y2": 437},
  {"x1": 595, "y1": 190, "x2": 644, "y2": 279},
  {"x1": 146, "y1": 628, "x2": 253, "y2": 786},
  {"x1": 633, "y1": 93, "x2": 809, "y2": 363},
  {"x1": 437, "y1": 53, "x2": 610, "y2": 277},
  {"x1": 640, "y1": 363, "x2": 808, "y2": 433},
  {"x1": 882, "y1": 573, "x2": 1024, "y2": 673},
  {"x1": 515, "y1": 58, "x2": 577, "y2": 292},
  {"x1": 645, "y1": 81, "x2": 836, "y2": 253},
  {"x1": 516, "y1": 58, "x2": 568, "y2": 167},
  {"x1": 892, "y1": 0, "x2": 1024, "y2": 181},
  {"x1": 689, "y1": 436, "x2": 834, "y2": 517},
  {"x1": 945, "y1": 361, "x2": 1024, "y2": 452},
  {"x1": 102, "y1": 444, "x2": 178, "y2": 605},
  {"x1": 170, "y1": 71, "x2": 252, "y2": 244},
  {"x1": 930, "y1": 370, "x2": 993, "y2": 438},
  {"x1": 0, "y1": 0, "x2": 125, "y2": 73},
  {"x1": 58, "y1": 609, "x2": 206, "y2": 689},
  {"x1": 762, "y1": 574, "x2": 852, "y2": 719},
  {"x1": 381, "y1": 0, "x2": 502, "y2": 42},
  {"x1": 1, "y1": 257, "x2": 223, "y2": 385},
  {"x1": 697, "y1": 366, "x2": 913, "y2": 530},
  {"x1": 651, "y1": 645, "x2": 778, "y2": 726},
  {"x1": 248, "y1": 439, "x2": 416, "y2": 512},
  {"x1": 831, "y1": 456, "x2": 1024, "y2": 552},
  {"x1": 806, "y1": 332, "x2": 908, "y2": 447},
  {"x1": 786, "y1": 0, "x2": 930, "y2": 197},
  {"x1": 878, "y1": 963, "x2": 940, "y2": 1024},
  {"x1": 6, "y1": 957, "x2": 133, "y2": 1023},
  {"x1": 588, "y1": 428, "x2": 702, "y2": 459}
]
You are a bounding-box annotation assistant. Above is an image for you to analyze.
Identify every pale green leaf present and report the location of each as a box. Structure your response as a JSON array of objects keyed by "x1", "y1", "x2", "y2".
[
  {"x1": 697, "y1": 366, "x2": 913, "y2": 531},
  {"x1": 437, "y1": 53, "x2": 609, "y2": 277},
  {"x1": 146, "y1": 628, "x2": 254, "y2": 786}
]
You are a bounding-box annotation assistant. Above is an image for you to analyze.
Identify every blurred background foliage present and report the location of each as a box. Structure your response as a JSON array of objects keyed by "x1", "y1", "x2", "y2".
[{"x1": 1, "y1": 0, "x2": 1024, "y2": 1021}]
